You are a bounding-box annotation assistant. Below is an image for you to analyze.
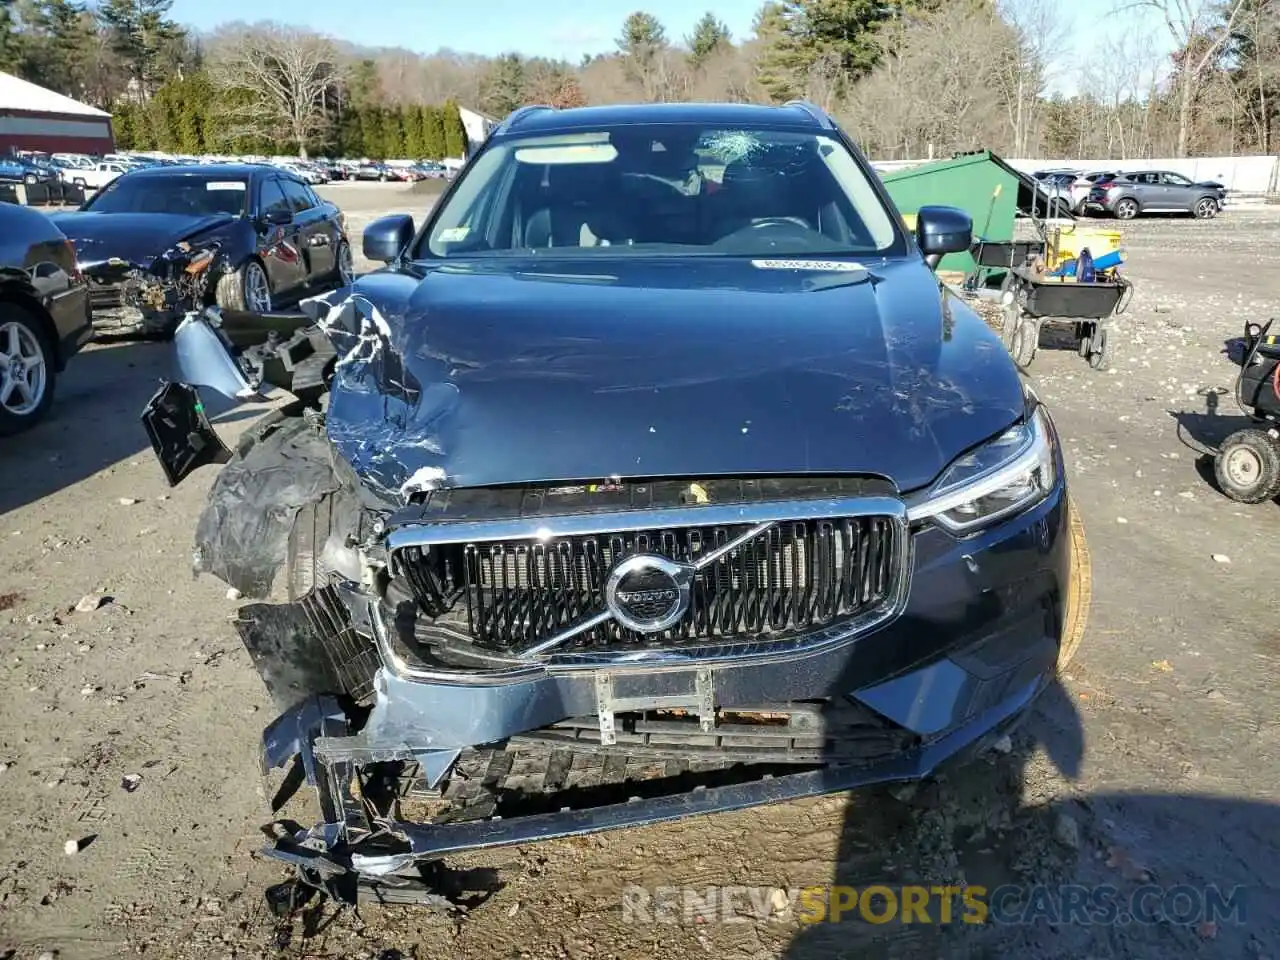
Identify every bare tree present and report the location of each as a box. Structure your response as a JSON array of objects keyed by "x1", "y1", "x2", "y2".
[
  {"x1": 209, "y1": 23, "x2": 343, "y2": 157},
  {"x1": 1127, "y1": 0, "x2": 1248, "y2": 155},
  {"x1": 994, "y1": 0, "x2": 1067, "y2": 156}
]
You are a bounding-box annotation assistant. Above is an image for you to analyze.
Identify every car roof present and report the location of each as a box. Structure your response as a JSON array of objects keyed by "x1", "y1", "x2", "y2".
[
  {"x1": 117, "y1": 163, "x2": 272, "y2": 179},
  {"x1": 496, "y1": 101, "x2": 833, "y2": 137}
]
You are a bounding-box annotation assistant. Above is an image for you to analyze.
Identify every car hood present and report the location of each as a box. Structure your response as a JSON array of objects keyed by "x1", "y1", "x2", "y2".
[
  {"x1": 309, "y1": 256, "x2": 1026, "y2": 502},
  {"x1": 49, "y1": 212, "x2": 234, "y2": 268}
]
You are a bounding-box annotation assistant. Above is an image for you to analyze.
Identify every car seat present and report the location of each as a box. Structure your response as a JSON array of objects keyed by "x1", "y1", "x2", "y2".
[{"x1": 522, "y1": 163, "x2": 633, "y2": 248}]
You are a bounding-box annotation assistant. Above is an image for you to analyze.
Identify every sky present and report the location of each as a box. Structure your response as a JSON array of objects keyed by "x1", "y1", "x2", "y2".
[
  {"x1": 170, "y1": 0, "x2": 766, "y2": 62},
  {"x1": 168, "y1": 0, "x2": 1169, "y2": 97}
]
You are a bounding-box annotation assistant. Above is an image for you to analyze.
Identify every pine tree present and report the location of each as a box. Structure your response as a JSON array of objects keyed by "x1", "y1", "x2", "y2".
[
  {"x1": 687, "y1": 12, "x2": 731, "y2": 68},
  {"x1": 481, "y1": 54, "x2": 526, "y2": 117},
  {"x1": 423, "y1": 105, "x2": 446, "y2": 159},
  {"x1": 617, "y1": 11, "x2": 668, "y2": 99},
  {"x1": 442, "y1": 100, "x2": 467, "y2": 158}
]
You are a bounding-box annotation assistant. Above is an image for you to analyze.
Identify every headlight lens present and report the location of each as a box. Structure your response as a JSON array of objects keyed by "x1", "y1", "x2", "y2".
[{"x1": 908, "y1": 406, "x2": 1057, "y2": 533}]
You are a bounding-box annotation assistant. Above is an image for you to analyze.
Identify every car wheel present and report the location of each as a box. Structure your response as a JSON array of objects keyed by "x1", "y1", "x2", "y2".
[
  {"x1": 1214, "y1": 429, "x2": 1280, "y2": 503},
  {"x1": 334, "y1": 239, "x2": 355, "y2": 286},
  {"x1": 379, "y1": 173, "x2": 388, "y2": 182},
  {"x1": 73, "y1": 177, "x2": 86, "y2": 187},
  {"x1": 0, "y1": 305, "x2": 57, "y2": 436},
  {"x1": 1086, "y1": 327, "x2": 1112, "y2": 371},
  {"x1": 1193, "y1": 197, "x2": 1218, "y2": 219},
  {"x1": 1057, "y1": 493, "x2": 1092, "y2": 671},
  {"x1": 1114, "y1": 198, "x2": 1138, "y2": 220},
  {"x1": 215, "y1": 260, "x2": 273, "y2": 314},
  {"x1": 23, "y1": 173, "x2": 38, "y2": 185}
]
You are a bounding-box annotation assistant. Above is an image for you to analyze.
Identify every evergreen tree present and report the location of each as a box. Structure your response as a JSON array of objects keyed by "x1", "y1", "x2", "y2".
[
  {"x1": 422, "y1": 105, "x2": 446, "y2": 159},
  {"x1": 616, "y1": 11, "x2": 668, "y2": 98},
  {"x1": 442, "y1": 99, "x2": 467, "y2": 158},
  {"x1": 687, "y1": 12, "x2": 731, "y2": 68},
  {"x1": 481, "y1": 53, "x2": 527, "y2": 117}
]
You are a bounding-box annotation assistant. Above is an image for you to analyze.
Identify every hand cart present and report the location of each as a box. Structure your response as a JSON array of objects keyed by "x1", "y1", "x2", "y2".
[{"x1": 998, "y1": 267, "x2": 1133, "y2": 371}]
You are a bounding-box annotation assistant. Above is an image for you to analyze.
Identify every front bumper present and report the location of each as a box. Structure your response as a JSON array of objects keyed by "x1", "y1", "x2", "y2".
[{"x1": 256, "y1": 483, "x2": 1070, "y2": 888}]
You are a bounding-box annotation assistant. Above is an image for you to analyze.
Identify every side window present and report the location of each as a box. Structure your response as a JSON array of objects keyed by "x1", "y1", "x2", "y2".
[
  {"x1": 280, "y1": 178, "x2": 313, "y2": 213},
  {"x1": 303, "y1": 184, "x2": 322, "y2": 208},
  {"x1": 1163, "y1": 173, "x2": 1191, "y2": 186},
  {"x1": 1141, "y1": 173, "x2": 1159, "y2": 184},
  {"x1": 259, "y1": 179, "x2": 291, "y2": 219}
]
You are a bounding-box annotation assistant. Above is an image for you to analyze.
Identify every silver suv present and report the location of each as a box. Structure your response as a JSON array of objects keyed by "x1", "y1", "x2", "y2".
[{"x1": 1087, "y1": 170, "x2": 1225, "y2": 220}]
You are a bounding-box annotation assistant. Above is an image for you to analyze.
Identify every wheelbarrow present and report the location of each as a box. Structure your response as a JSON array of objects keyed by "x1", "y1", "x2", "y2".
[{"x1": 998, "y1": 267, "x2": 1133, "y2": 370}]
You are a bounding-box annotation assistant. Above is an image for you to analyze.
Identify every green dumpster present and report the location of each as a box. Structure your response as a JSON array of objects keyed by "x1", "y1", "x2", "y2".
[{"x1": 880, "y1": 149, "x2": 1034, "y2": 278}]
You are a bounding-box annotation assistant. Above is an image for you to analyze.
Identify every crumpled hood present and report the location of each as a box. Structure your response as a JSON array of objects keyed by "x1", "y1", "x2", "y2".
[
  {"x1": 308, "y1": 256, "x2": 1025, "y2": 501},
  {"x1": 49, "y1": 212, "x2": 232, "y2": 269}
]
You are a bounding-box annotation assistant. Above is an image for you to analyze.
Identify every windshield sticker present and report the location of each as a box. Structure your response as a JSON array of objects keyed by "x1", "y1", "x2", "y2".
[
  {"x1": 752, "y1": 259, "x2": 868, "y2": 272},
  {"x1": 206, "y1": 181, "x2": 247, "y2": 191},
  {"x1": 438, "y1": 226, "x2": 470, "y2": 242}
]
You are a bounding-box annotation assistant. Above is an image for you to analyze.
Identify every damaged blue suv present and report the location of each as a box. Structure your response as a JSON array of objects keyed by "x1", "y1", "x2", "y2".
[{"x1": 142, "y1": 101, "x2": 1086, "y2": 902}]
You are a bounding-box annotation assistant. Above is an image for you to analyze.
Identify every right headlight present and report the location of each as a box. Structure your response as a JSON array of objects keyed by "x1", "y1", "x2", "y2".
[{"x1": 907, "y1": 405, "x2": 1058, "y2": 534}]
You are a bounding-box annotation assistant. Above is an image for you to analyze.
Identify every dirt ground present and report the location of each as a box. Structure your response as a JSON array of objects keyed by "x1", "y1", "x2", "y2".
[{"x1": 1, "y1": 184, "x2": 1278, "y2": 960}]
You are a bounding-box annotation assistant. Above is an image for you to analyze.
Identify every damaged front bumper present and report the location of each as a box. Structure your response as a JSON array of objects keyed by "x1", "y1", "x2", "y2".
[
  {"x1": 252, "y1": 488, "x2": 1069, "y2": 892},
  {"x1": 84, "y1": 242, "x2": 226, "y2": 337}
]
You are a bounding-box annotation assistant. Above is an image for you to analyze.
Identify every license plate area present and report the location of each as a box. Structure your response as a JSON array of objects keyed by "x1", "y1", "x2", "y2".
[{"x1": 594, "y1": 668, "x2": 714, "y2": 746}]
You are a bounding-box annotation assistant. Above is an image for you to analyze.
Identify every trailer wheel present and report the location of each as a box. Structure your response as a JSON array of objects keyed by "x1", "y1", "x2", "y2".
[
  {"x1": 1087, "y1": 327, "x2": 1112, "y2": 371},
  {"x1": 1214, "y1": 429, "x2": 1280, "y2": 503},
  {"x1": 1010, "y1": 318, "x2": 1038, "y2": 368}
]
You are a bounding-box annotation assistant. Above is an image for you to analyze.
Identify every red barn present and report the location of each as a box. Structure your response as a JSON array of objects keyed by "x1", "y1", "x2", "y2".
[{"x1": 0, "y1": 71, "x2": 113, "y2": 156}]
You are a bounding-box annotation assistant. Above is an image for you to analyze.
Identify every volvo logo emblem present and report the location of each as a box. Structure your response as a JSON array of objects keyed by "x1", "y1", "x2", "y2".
[{"x1": 605, "y1": 554, "x2": 693, "y2": 634}]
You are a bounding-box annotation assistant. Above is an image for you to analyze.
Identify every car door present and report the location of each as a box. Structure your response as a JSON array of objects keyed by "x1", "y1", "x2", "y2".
[
  {"x1": 255, "y1": 176, "x2": 307, "y2": 294},
  {"x1": 278, "y1": 177, "x2": 333, "y2": 280},
  {"x1": 1159, "y1": 172, "x2": 1196, "y2": 211}
]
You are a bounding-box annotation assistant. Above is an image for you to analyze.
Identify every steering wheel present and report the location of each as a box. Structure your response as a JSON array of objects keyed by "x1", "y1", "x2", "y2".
[{"x1": 716, "y1": 216, "x2": 821, "y2": 251}]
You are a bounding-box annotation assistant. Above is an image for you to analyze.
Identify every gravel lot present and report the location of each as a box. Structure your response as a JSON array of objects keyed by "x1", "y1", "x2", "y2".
[{"x1": 1, "y1": 183, "x2": 1277, "y2": 959}]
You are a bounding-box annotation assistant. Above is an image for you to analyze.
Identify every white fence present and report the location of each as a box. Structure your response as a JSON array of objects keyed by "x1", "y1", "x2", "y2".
[{"x1": 872, "y1": 155, "x2": 1280, "y2": 194}]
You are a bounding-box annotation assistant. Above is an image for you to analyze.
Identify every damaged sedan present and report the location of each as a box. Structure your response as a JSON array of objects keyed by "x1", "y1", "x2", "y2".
[
  {"x1": 142, "y1": 101, "x2": 1089, "y2": 903},
  {"x1": 53, "y1": 164, "x2": 353, "y2": 337}
]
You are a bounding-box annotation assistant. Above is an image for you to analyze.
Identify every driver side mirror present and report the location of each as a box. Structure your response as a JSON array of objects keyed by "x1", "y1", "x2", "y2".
[
  {"x1": 262, "y1": 208, "x2": 292, "y2": 226},
  {"x1": 363, "y1": 214, "x2": 415, "y2": 263},
  {"x1": 914, "y1": 205, "x2": 973, "y2": 261}
]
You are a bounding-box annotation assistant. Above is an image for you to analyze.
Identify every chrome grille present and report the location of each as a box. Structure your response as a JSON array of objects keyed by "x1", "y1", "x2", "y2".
[{"x1": 395, "y1": 516, "x2": 898, "y2": 652}]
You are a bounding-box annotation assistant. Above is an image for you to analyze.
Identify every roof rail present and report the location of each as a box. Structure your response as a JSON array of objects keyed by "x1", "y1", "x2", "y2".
[
  {"x1": 783, "y1": 100, "x2": 836, "y2": 129},
  {"x1": 495, "y1": 104, "x2": 556, "y2": 136}
]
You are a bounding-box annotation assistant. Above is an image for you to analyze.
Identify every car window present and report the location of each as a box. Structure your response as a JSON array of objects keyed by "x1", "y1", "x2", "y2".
[
  {"x1": 421, "y1": 124, "x2": 902, "y2": 259},
  {"x1": 280, "y1": 178, "x2": 314, "y2": 213},
  {"x1": 1162, "y1": 172, "x2": 1192, "y2": 186},
  {"x1": 259, "y1": 179, "x2": 292, "y2": 219},
  {"x1": 303, "y1": 184, "x2": 322, "y2": 207}
]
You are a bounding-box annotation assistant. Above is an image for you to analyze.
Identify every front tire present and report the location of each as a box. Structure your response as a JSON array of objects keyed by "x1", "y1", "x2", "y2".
[
  {"x1": 0, "y1": 305, "x2": 57, "y2": 436},
  {"x1": 1214, "y1": 429, "x2": 1280, "y2": 503},
  {"x1": 215, "y1": 260, "x2": 273, "y2": 313},
  {"x1": 1193, "y1": 197, "x2": 1218, "y2": 219},
  {"x1": 334, "y1": 239, "x2": 354, "y2": 286},
  {"x1": 1114, "y1": 198, "x2": 1139, "y2": 220}
]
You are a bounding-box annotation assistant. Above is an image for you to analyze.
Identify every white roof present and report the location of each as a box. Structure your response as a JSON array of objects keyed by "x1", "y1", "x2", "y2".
[{"x1": 0, "y1": 71, "x2": 111, "y2": 118}]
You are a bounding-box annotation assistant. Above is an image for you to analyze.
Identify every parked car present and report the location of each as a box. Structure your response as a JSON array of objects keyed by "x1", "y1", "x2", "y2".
[
  {"x1": 1030, "y1": 170, "x2": 1079, "y2": 216},
  {"x1": 144, "y1": 101, "x2": 1077, "y2": 896},
  {"x1": 0, "y1": 202, "x2": 92, "y2": 434},
  {"x1": 65, "y1": 159, "x2": 133, "y2": 190},
  {"x1": 0, "y1": 154, "x2": 56, "y2": 186},
  {"x1": 51, "y1": 163, "x2": 353, "y2": 335},
  {"x1": 351, "y1": 161, "x2": 392, "y2": 181},
  {"x1": 412, "y1": 160, "x2": 449, "y2": 179},
  {"x1": 1086, "y1": 170, "x2": 1223, "y2": 220}
]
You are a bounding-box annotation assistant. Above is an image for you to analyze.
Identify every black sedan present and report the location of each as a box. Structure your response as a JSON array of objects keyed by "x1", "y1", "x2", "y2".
[
  {"x1": 0, "y1": 202, "x2": 93, "y2": 435},
  {"x1": 51, "y1": 164, "x2": 353, "y2": 335}
]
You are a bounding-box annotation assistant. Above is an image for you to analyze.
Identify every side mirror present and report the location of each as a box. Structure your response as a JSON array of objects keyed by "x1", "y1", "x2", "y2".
[
  {"x1": 914, "y1": 205, "x2": 973, "y2": 258},
  {"x1": 363, "y1": 214, "x2": 415, "y2": 264},
  {"x1": 263, "y1": 208, "x2": 292, "y2": 226}
]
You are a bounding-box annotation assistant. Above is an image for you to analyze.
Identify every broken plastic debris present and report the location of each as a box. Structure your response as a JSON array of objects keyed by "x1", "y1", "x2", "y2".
[
  {"x1": 121, "y1": 774, "x2": 142, "y2": 792},
  {"x1": 400, "y1": 465, "x2": 447, "y2": 500},
  {"x1": 1211, "y1": 554, "x2": 1231, "y2": 564}
]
